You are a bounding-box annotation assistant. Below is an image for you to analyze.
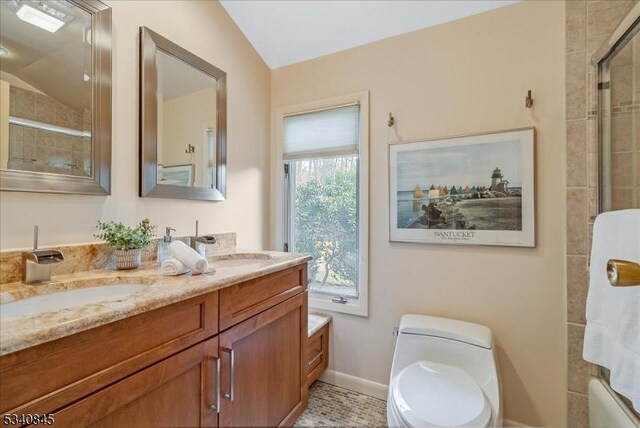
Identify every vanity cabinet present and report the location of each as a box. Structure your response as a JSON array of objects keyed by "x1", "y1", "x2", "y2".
[{"x1": 0, "y1": 262, "x2": 308, "y2": 428}]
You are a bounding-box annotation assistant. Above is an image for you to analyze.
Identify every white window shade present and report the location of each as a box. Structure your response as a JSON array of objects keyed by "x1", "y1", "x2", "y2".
[{"x1": 283, "y1": 104, "x2": 359, "y2": 160}]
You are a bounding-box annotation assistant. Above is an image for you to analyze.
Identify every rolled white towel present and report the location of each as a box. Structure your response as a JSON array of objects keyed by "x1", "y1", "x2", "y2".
[
  {"x1": 169, "y1": 240, "x2": 209, "y2": 274},
  {"x1": 160, "y1": 257, "x2": 189, "y2": 276}
]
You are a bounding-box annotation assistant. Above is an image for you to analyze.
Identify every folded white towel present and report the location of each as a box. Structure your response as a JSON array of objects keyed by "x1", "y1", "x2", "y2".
[
  {"x1": 583, "y1": 209, "x2": 640, "y2": 411},
  {"x1": 160, "y1": 257, "x2": 189, "y2": 276},
  {"x1": 169, "y1": 240, "x2": 209, "y2": 274}
]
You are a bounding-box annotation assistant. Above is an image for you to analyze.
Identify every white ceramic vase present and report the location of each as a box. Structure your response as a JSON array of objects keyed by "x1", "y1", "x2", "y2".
[{"x1": 114, "y1": 249, "x2": 141, "y2": 270}]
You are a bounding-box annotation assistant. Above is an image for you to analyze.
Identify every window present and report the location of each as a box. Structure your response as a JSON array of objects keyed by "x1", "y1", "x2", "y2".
[
  {"x1": 205, "y1": 127, "x2": 216, "y2": 189},
  {"x1": 276, "y1": 93, "x2": 369, "y2": 316}
]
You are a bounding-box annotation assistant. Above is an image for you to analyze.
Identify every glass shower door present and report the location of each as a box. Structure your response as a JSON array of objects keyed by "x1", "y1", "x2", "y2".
[{"x1": 598, "y1": 20, "x2": 640, "y2": 212}]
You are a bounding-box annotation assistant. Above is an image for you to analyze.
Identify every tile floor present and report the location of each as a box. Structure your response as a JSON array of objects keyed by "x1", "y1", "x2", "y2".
[{"x1": 295, "y1": 381, "x2": 387, "y2": 427}]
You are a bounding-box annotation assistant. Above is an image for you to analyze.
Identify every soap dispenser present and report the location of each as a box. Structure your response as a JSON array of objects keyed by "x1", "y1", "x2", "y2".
[{"x1": 157, "y1": 227, "x2": 176, "y2": 263}]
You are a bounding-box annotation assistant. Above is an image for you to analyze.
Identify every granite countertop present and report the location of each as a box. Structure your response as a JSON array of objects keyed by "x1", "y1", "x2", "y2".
[
  {"x1": 0, "y1": 250, "x2": 311, "y2": 356},
  {"x1": 308, "y1": 312, "x2": 332, "y2": 337}
]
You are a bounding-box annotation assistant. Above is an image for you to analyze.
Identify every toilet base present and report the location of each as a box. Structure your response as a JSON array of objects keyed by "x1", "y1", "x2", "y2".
[{"x1": 387, "y1": 396, "x2": 406, "y2": 428}]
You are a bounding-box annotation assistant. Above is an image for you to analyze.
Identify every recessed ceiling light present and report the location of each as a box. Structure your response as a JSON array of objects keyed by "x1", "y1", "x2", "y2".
[
  {"x1": 83, "y1": 73, "x2": 90, "y2": 82},
  {"x1": 16, "y1": 4, "x2": 66, "y2": 33},
  {"x1": 0, "y1": 47, "x2": 8, "y2": 57}
]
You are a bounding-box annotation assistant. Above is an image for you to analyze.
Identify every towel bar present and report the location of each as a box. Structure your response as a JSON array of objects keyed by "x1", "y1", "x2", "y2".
[{"x1": 607, "y1": 259, "x2": 640, "y2": 287}]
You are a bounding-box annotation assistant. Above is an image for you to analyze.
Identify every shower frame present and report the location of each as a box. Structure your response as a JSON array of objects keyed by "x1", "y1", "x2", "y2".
[{"x1": 591, "y1": 2, "x2": 640, "y2": 421}]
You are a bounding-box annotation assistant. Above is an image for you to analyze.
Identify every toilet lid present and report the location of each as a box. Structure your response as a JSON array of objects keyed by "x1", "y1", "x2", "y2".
[{"x1": 391, "y1": 361, "x2": 492, "y2": 427}]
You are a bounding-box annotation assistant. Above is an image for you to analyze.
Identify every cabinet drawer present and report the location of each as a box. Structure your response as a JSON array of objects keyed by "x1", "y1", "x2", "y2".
[
  {"x1": 51, "y1": 336, "x2": 219, "y2": 428},
  {"x1": 219, "y1": 263, "x2": 307, "y2": 330},
  {"x1": 0, "y1": 291, "x2": 218, "y2": 416},
  {"x1": 308, "y1": 333, "x2": 323, "y2": 373},
  {"x1": 307, "y1": 323, "x2": 329, "y2": 387}
]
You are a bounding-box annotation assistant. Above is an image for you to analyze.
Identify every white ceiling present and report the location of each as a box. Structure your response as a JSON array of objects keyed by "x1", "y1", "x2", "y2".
[
  {"x1": 0, "y1": 1, "x2": 92, "y2": 111},
  {"x1": 220, "y1": 0, "x2": 520, "y2": 69}
]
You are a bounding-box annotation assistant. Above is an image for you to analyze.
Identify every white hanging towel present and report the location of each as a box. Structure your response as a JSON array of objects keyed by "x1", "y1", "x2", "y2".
[{"x1": 583, "y1": 209, "x2": 640, "y2": 411}]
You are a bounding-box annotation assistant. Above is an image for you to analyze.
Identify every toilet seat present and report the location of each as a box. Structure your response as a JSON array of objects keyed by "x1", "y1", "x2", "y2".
[{"x1": 390, "y1": 361, "x2": 492, "y2": 427}]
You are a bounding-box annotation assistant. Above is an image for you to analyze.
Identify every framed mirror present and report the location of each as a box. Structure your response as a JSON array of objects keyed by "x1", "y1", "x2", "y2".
[
  {"x1": 139, "y1": 27, "x2": 227, "y2": 201},
  {"x1": 0, "y1": 0, "x2": 111, "y2": 195}
]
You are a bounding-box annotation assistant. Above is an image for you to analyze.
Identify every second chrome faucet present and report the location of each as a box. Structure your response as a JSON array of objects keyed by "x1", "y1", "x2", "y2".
[{"x1": 189, "y1": 220, "x2": 216, "y2": 255}]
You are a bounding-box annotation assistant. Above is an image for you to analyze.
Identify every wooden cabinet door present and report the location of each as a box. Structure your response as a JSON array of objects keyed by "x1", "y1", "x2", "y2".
[
  {"x1": 219, "y1": 292, "x2": 308, "y2": 427},
  {"x1": 51, "y1": 336, "x2": 221, "y2": 428}
]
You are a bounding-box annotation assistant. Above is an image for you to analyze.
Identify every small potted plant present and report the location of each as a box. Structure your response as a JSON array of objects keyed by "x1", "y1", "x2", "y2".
[{"x1": 95, "y1": 219, "x2": 156, "y2": 270}]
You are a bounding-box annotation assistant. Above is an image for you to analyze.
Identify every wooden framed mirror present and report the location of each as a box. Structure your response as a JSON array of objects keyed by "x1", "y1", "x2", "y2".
[
  {"x1": 139, "y1": 26, "x2": 227, "y2": 201},
  {"x1": 0, "y1": 0, "x2": 112, "y2": 195}
]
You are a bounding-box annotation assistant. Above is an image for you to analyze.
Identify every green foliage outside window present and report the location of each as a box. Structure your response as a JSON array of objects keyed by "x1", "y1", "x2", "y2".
[{"x1": 294, "y1": 163, "x2": 358, "y2": 290}]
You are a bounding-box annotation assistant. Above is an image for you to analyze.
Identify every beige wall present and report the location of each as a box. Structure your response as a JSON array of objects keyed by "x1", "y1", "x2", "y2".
[
  {"x1": 271, "y1": 2, "x2": 566, "y2": 426},
  {"x1": 161, "y1": 87, "x2": 217, "y2": 187},
  {"x1": 0, "y1": 1, "x2": 271, "y2": 250}
]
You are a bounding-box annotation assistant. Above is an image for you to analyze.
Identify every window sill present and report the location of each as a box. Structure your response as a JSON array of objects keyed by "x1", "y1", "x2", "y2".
[{"x1": 309, "y1": 293, "x2": 368, "y2": 317}]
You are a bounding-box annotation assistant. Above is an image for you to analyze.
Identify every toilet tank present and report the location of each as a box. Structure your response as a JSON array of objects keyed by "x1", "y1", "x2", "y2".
[
  {"x1": 390, "y1": 315, "x2": 499, "y2": 396},
  {"x1": 398, "y1": 314, "x2": 493, "y2": 349}
]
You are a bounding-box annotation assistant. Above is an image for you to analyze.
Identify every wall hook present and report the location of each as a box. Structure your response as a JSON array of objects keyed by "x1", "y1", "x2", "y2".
[
  {"x1": 525, "y1": 90, "x2": 534, "y2": 108},
  {"x1": 387, "y1": 113, "x2": 395, "y2": 127},
  {"x1": 185, "y1": 144, "x2": 195, "y2": 154}
]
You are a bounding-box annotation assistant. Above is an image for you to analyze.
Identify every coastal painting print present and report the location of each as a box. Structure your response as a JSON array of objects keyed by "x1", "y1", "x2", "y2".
[
  {"x1": 389, "y1": 128, "x2": 535, "y2": 247},
  {"x1": 157, "y1": 164, "x2": 194, "y2": 187}
]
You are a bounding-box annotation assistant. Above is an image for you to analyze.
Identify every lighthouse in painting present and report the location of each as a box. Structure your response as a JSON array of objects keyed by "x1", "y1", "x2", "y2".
[
  {"x1": 490, "y1": 167, "x2": 503, "y2": 189},
  {"x1": 490, "y1": 167, "x2": 509, "y2": 192}
]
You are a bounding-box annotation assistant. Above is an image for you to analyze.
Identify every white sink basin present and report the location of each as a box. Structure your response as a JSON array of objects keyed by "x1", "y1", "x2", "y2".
[
  {"x1": 0, "y1": 284, "x2": 147, "y2": 322},
  {"x1": 210, "y1": 253, "x2": 274, "y2": 271},
  {"x1": 210, "y1": 259, "x2": 270, "y2": 270}
]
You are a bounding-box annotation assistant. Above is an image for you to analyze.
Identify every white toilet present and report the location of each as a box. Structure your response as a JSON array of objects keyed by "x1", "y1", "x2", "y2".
[{"x1": 387, "y1": 314, "x2": 502, "y2": 428}]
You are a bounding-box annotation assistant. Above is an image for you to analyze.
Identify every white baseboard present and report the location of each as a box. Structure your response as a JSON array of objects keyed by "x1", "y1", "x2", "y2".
[{"x1": 318, "y1": 369, "x2": 388, "y2": 400}]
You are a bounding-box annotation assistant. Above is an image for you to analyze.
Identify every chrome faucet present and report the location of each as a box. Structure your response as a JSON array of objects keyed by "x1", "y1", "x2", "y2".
[
  {"x1": 189, "y1": 220, "x2": 217, "y2": 251},
  {"x1": 22, "y1": 226, "x2": 64, "y2": 284}
]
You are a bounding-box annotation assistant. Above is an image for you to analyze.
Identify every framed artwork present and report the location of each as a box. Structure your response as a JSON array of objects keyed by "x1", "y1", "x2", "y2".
[
  {"x1": 389, "y1": 127, "x2": 535, "y2": 247},
  {"x1": 157, "y1": 164, "x2": 195, "y2": 187}
]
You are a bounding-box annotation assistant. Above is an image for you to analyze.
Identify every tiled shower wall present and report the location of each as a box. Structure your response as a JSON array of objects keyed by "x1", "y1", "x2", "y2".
[
  {"x1": 565, "y1": 1, "x2": 638, "y2": 427},
  {"x1": 7, "y1": 86, "x2": 91, "y2": 176}
]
